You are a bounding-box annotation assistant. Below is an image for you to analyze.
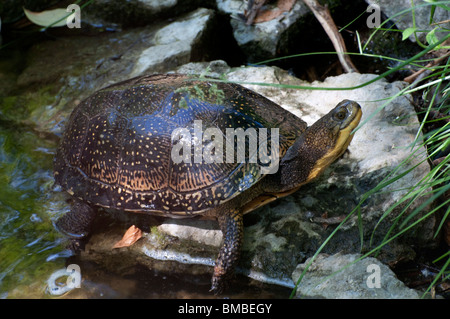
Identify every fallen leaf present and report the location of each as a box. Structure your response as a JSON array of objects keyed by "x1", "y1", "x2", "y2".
[
  {"x1": 253, "y1": 8, "x2": 283, "y2": 23},
  {"x1": 113, "y1": 225, "x2": 143, "y2": 249},
  {"x1": 23, "y1": 7, "x2": 75, "y2": 28},
  {"x1": 278, "y1": 0, "x2": 296, "y2": 12},
  {"x1": 253, "y1": 0, "x2": 296, "y2": 24}
]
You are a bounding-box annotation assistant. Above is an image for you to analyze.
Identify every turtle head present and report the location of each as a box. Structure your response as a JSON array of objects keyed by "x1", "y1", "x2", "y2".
[{"x1": 280, "y1": 100, "x2": 362, "y2": 187}]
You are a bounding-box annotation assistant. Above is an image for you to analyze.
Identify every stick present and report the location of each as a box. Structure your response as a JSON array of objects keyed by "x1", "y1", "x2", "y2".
[
  {"x1": 302, "y1": 0, "x2": 358, "y2": 73},
  {"x1": 404, "y1": 51, "x2": 450, "y2": 84}
]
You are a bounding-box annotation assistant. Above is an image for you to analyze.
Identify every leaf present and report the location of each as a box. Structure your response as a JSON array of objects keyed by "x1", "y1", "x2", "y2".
[
  {"x1": 426, "y1": 27, "x2": 439, "y2": 47},
  {"x1": 254, "y1": 0, "x2": 296, "y2": 24},
  {"x1": 113, "y1": 225, "x2": 143, "y2": 249},
  {"x1": 23, "y1": 7, "x2": 75, "y2": 28},
  {"x1": 402, "y1": 27, "x2": 417, "y2": 41},
  {"x1": 278, "y1": 0, "x2": 296, "y2": 12}
]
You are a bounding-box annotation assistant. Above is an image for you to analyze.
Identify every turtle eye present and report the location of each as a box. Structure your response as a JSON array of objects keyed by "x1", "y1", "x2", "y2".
[{"x1": 334, "y1": 108, "x2": 348, "y2": 121}]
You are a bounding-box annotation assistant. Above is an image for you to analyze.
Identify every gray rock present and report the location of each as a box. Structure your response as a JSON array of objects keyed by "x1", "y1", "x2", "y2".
[
  {"x1": 366, "y1": 0, "x2": 450, "y2": 43},
  {"x1": 175, "y1": 60, "x2": 231, "y2": 78},
  {"x1": 158, "y1": 220, "x2": 222, "y2": 248},
  {"x1": 217, "y1": 0, "x2": 310, "y2": 61},
  {"x1": 130, "y1": 8, "x2": 216, "y2": 76},
  {"x1": 292, "y1": 253, "x2": 420, "y2": 298}
]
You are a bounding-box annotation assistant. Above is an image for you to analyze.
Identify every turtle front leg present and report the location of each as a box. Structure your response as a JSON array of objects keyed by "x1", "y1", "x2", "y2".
[
  {"x1": 211, "y1": 209, "x2": 244, "y2": 295},
  {"x1": 54, "y1": 198, "x2": 97, "y2": 252}
]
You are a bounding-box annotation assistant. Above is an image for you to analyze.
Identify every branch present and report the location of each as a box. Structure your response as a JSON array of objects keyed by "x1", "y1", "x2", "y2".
[{"x1": 302, "y1": 0, "x2": 358, "y2": 73}]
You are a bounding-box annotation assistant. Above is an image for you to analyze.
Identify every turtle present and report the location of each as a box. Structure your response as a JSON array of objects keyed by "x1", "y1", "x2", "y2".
[{"x1": 53, "y1": 73, "x2": 362, "y2": 294}]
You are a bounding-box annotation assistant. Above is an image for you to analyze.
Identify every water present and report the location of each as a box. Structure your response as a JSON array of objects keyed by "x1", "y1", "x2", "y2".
[{"x1": 0, "y1": 124, "x2": 65, "y2": 298}]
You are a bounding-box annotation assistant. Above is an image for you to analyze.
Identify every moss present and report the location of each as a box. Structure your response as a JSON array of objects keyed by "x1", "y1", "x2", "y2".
[
  {"x1": 0, "y1": 85, "x2": 58, "y2": 123},
  {"x1": 174, "y1": 83, "x2": 226, "y2": 107},
  {"x1": 149, "y1": 226, "x2": 169, "y2": 246}
]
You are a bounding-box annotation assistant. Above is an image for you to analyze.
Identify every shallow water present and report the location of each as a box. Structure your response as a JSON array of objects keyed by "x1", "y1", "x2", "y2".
[{"x1": 0, "y1": 124, "x2": 64, "y2": 298}]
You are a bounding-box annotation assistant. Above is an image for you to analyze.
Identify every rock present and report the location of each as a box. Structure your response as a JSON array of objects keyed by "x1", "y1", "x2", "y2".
[
  {"x1": 130, "y1": 8, "x2": 217, "y2": 77},
  {"x1": 158, "y1": 220, "x2": 222, "y2": 248},
  {"x1": 217, "y1": 0, "x2": 310, "y2": 61},
  {"x1": 292, "y1": 253, "x2": 420, "y2": 298},
  {"x1": 175, "y1": 60, "x2": 232, "y2": 78},
  {"x1": 366, "y1": 0, "x2": 450, "y2": 43}
]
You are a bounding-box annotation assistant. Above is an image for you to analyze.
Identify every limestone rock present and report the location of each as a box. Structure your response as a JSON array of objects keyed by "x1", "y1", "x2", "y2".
[{"x1": 292, "y1": 253, "x2": 420, "y2": 298}]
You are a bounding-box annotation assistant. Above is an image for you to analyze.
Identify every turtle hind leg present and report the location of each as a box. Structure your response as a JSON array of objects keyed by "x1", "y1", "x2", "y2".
[
  {"x1": 54, "y1": 199, "x2": 97, "y2": 252},
  {"x1": 211, "y1": 209, "x2": 244, "y2": 295}
]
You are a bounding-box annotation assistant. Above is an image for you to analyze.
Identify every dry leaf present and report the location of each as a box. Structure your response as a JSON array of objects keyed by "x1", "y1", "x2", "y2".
[
  {"x1": 113, "y1": 225, "x2": 143, "y2": 249},
  {"x1": 253, "y1": 0, "x2": 296, "y2": 24},
  {"x1": 23, "y1": 7, "x2": 75, "y2": 28},
  {"x1": 278, "y1": 0, "x2": 296, "y2": 11}
]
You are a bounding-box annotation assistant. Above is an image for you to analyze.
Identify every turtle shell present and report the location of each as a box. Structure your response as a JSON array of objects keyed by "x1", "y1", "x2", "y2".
[{"x1": 54, "y1": 74, "x2": 307, "y2": 216}]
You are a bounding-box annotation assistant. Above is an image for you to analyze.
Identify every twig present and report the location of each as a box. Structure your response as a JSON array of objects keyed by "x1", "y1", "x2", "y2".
[
  {"x1": 302, "y1": 0, "x2": 358, "y2": 73},
  {"x1": 404, "y1": 51, "x2": 450, "y2": 84},
  {"x1": 431, "y1": 19, "x2": 450, "y2": 26}
]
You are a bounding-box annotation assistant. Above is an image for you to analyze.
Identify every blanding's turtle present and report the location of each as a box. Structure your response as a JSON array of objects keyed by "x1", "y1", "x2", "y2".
[{"x1": 54, "y1": 73, "x2": 362, "y2": 294}]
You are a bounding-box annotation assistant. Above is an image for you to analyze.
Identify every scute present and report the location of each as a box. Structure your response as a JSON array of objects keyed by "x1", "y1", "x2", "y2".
[{"x1": 54, "y1": 74, "x2": 307, "y2": 215}]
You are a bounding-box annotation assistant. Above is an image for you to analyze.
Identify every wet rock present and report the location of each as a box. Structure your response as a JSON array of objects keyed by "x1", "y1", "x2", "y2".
[
  {"x1": 158, "y1": 220, "x2": 222, "y2": 248},
  {"x1": 292, "y1": 253, "x2": 420, "y2": 298}
]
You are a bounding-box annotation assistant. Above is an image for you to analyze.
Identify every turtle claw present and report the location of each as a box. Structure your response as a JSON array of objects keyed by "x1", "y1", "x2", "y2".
[
  {"x1": 210, "y1": 266, "x2": 229, "y2": 295},
  {"x1": 210, "y1": 282, "x2": 224, "y2": 295}
]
